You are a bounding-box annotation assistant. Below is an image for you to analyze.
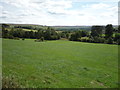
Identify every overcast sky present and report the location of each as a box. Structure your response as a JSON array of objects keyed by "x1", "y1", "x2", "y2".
[{"x1": 0, "y1": 0, "x2": 119, "y2": 26}]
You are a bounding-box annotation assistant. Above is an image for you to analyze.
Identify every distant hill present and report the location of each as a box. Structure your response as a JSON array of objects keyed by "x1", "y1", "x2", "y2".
[
  {"x1": 51, "y1": 26, "x2": 92, "y2": 31},
  {"x1": 0, "y1": 23, "x2": 118, "y2": 31},
  {"x1": 51, "y1": 25, "x2": 118, "y2": 31}
]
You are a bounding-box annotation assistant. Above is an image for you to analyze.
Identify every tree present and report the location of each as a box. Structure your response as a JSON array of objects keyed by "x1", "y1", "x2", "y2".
[
  {"x1": 69, "y1": 33, "x2": 77, "y2": 41},
  {"x1": 44, "y1": 29, "x2": 51, "y2": 40},
  {"x1": 81, "y1": 30, "x2": 88, "y2": 37},
  {"x1": 41, "y1": 37, "x2": 44, "y2": 41},
  {"x1": 69, "y1": 31, "x2": 82, "y2": 41},
  {"x1": 29, "y1": 31, "x2": 35, "y2": 39},
  {"x1": 114, "y1": 33, "x2": 120, "y2": 44},
  {"x1": 66, "y1": 33, "x2": 69, "y2": 39},
  {"x1": 43, "y1": 27, "x2": 59, "y2": 40},
  {"x1": 118, "y1": 25, "x2": 120, "y2": 33},
  {"x1": 106, "y1": 38, "x2": 113, "y2": 44},
  {"x1": 105, "y1": 24, "x2": 113, "y2": 39},
  {"x1": 91, "y1": 26, "x2": 103, "y2": 37},
  {"x1": 2, "y1": 27, "x2": 9, "y2": 38},
  {"x1": 2, "y1": 24, "x2": 10, "y2": 28}
]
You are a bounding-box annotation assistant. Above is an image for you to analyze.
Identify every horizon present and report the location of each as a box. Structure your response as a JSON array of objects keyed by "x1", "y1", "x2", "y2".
[
  {"x1": 0, "y1": 0, "x2": 118, "y2": 26},
  {"x1": 1, "y1": 23, "x2": 118, "y2": 26}
]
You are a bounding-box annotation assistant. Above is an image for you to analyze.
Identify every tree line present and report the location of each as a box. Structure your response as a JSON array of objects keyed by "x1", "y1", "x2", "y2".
[
  {"x1": 2, "y1": 25, "x2": 60, "y2": 40},
  {"x1": 69, "y1": 24, "x2": 120, "y2": 45},
  {"x1": 1, "y1": 24, "x2": 120, "y2": 44}
]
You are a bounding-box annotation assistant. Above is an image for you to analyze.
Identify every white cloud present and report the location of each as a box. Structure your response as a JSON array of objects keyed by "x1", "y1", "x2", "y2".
[
  {"x1": 0, "y1": 0, "x2": 118, "y2": 25},
  {"x1": 89, "y1": 3, "x2": 110, "y2": 9},
  {"x1": 70, "y1": 0, "x2": 119, "y2": 2}
]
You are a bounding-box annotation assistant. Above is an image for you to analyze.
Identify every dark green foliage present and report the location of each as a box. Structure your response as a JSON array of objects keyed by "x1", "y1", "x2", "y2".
[
  {"x1": 2, "y1": 24, "x2": 119, "y2": 44},
  {"x1": 68, "y1": 24, "x2": 118, "y2": 44},
  {"x1": 2, "y1": 24, "x2": 10, "y2": 28},
  {"x1": 78, "y1": 36, "x2": 105, "y2": 43},
  {"x1": 35, "y1": 39, "x2": 43, "y2": 42},
  {"x1": 92, "y1": 37, "x2": 105, "y2": 43},
  {"x1": 117, "y1": 39, "x2": 120, "y2": 45},
  {"x1": 91, "y1": 26, "x2": 103, "y2": 37},
  {"x1": 2, "y1": 25, "x2": 60, "y2": 40},
  {"x1": 105, "y1": 24, "x2": 113, "y2": 39},
  {"x1": 81, "y1": 30, "x2": 89, "y2": 37},
  {"x1": 2, "y1": 27, "x2": 9, "y2": 38},
  {"x1": 114, "y1": 33, "x2": 120, "y2": 44},
  {"x1": 14, "y1": 25, "x2": 44, "y2": 30},
  {"x1": 118, "y1": 25, "x2": 120, "y2": 33},
  {"x1": 13, "y1": 37, "x2": 20, "y2": 40},
  {"x1": 0, "y1": 30, "x2": 2, "y2": 38},
  {"x1": 22, "y1": 38, "x2": 25, "y2": 40},
  {"x1": 78, "y1": 37, "x2": 90, "y2": 42},
  {"x1": 44, "y1": 27, "x2": 51, "y2": 40},
  {"x1": 69, "y1": 31, "x2": 82, "y2": 41},
  {"x1": 60, "y1": 32, "x2": 66, "y2": 38},
  {"x1": 114, "y1": 33, "x2": 120, "y2": 42},
  {"x1": 41, "y1": 37, "x2": 44, "y2": 41},
  {"x1": 44, "y1": 27, "x2": 59, "y2": 40},
  {"x1": 60, "y1": 31, "x2": 70, "y2": 39},
  {"x1": 36, "y1": 30, "x2": 44, "y2": 39},
  {"x1": 105, "y1": 38, "x2": 113, "y2": 44},
  {"x1": 66, "y1": 33, "x2": 69, "y2": 39},
  {"x1": 69, "y1": 33, "x2": 77, "y2": 41}
]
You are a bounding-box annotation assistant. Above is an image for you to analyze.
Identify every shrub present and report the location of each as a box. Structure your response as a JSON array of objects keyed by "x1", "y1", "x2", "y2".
[
  {"x1": 13, "y1": 37, "x2": 20, "y2": 40},
  {"x1": 79, "y1": 37, "x2": 90, "y2": 42},
  {"x1": 69, "y1": 34, "x2": 77, "y2": 41},
  {"x1": 41, "y1": 37, "x2": 44, "y2": 41},
  {"x1": 51, "y1": 36, "x2": 58, "y2": 40},
  {"x1": 114, "y1": 33, "x2": 120, "y2": 42},
  {"x1": 105, "y1": 38, "x2": 113, "y2": 44},
  {"x1": 8, "y1": 35, "x2": 14, "y2": 39},
  {"x1": 91, "y1": 37, "x2": 105, "y2": 43},
  {"x1": 35, "y1": 38, "x2": 44, "y2": 42},
  {"x1": 35, "y1": 39, "x2": 42, "y2": 42},
  {"x1": 22, "y1": 38, "x2": 25, "y2": 40},
  {"x1": 116, "y1": 39, "x2": 120, "y2": 45}
]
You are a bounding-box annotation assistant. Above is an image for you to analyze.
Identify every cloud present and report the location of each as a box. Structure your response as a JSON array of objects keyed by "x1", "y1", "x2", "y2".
[
  {"x1": 70, "y1": 0, "x2": 119, "y2": 2},
  {"x1": 0, "y1": 16, "x2": 7, "y2": 18},
  {"x1": 0, "y1": 0, "x2": 118, "y2": 25}
]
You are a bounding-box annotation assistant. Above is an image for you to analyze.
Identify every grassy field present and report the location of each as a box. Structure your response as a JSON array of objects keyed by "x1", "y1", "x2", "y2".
[{"x1": 2, "y1": 39, "x2": 118, "y2": 88}]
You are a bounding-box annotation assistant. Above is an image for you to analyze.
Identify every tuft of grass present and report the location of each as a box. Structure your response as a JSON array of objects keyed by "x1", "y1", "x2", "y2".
[{"x1": 2, "y1": 76, "x2": 21, "y2": 88}]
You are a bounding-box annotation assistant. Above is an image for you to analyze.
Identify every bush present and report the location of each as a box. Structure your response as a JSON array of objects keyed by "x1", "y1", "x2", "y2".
[
  {"x1": 35, "y1": 38, "x2": 44, "y2": 42},
  {"x1": 22, "y1": 38, "x2": 25, "y2": 40},
  {"x1": 91, "y1": 37, "x2": 105, "y2": 43},
  {"x1": 35, "y1": 39, "x2": 40, "y2": 42},
  {"x1": 51, "y1": 36, "x2": 58, "y2": 40},
  {"x1": 116, "y1": 39, "x2": 120, "y2": 45},
  {"x1": 13, "y1": 37, "x2": 20, "y2": 40},
  {"x1": 35, "y1": 39, "x2": 42, "y2": 42},
  {"x1": 8, "y1": 35, "x2": 14, "y2": 39},
  {"x1": 79, "y1": 37, "x2": 90, "y2": 42},
  {"x1": 114, "y1": 33, "x2": 120, "y2": 44},
  {"x1": 41, "y1": 37, "x2": 44, "y2": 41},
  {"x1": 105, "y1": 38, "x2": 113, "y2": 44}
]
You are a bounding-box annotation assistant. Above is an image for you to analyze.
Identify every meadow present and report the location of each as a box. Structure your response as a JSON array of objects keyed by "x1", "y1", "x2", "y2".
[{"x1": 2, "y1": 39, "x2": 118, "y2": 88}]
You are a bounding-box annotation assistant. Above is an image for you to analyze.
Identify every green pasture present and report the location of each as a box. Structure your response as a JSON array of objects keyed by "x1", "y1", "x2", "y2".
[{"x1": 2, "y1": 39, "x2": 118, "y2": 88}]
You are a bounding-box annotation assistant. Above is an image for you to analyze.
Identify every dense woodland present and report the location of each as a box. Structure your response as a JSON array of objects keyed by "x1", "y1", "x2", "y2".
[{"x1": 1, "y1": 24, "x2": 120, "y2": 45}]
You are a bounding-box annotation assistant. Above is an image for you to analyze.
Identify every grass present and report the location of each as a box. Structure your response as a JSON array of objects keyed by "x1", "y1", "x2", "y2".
[
  {"x1": 4, "y1": 28, "x2": 37, "y2": 32},
  {"x1": 0, "y1": 38, "x2": 2, "y2": 89},
  {"x1": 22, "y1": 29, "x2": 37, "y2": 32},
  {"x1": 2, "y1": 39, "x2": 118, "y2": 88}
]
